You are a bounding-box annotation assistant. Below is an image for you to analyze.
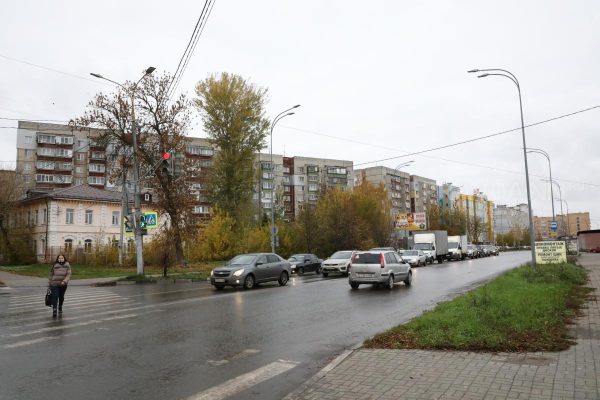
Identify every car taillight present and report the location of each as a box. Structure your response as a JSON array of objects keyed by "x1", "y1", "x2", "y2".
[{"x1": 380, "y1": 253, "x2": 385, "y2": 268}]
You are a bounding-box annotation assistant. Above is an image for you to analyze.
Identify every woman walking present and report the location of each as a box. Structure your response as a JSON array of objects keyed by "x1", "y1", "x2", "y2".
[{"x1": 48, "y1": 254, "x2": 72, "y2": 317}]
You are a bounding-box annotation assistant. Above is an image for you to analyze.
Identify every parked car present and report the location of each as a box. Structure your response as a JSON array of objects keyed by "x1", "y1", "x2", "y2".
[
  {"x1": 476, "y1": 245, "x2": 488, "y2": 257},
  {"x1": 401, "y1": 250, "x2": 427, "y2": 267},
  {"x1": 288, "y1": 253, "x2": 322, "y2": 275},
  {"x1": 210, "y1": 253, "x2": 291, "y2": 290},
  {"x1": 466, "y1": 245, "x2": 479, "y2": 259},
  {"x1": 321, "y1": 250, "x2": 359, "y2": 277},
  {"x1": 348, "y1": 250, "x2": 412, "y2": 290},
  {"x1": 488, "y1": 246, "x2": 499, "y2": 256}
]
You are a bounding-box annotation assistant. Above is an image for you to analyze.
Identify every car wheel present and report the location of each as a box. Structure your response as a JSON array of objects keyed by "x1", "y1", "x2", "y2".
[
  {"x1": 322, "y1": 272, "x2": 329, "y2": 277},
  {"x1": 350, "y1": 282, "x2": 360, "y2": 290},
  {"x1": 298, "y1": 266, "x2": 304, "y2": 276},
  {"x1": 243, "y1": 274, "x2": 255, "y2": 290},
  {"x1": 404, "y1": 271, "x2": 412, "y2": 286},
  {"x1": 214, "y1": 284, "x2": 225, "y2": 290},
  {"x1": 278, "y1": 271, "x2": 289, "y2": 286},
  {"x1": 386, "y1": 274, "x2": 394, "y2": 290}
]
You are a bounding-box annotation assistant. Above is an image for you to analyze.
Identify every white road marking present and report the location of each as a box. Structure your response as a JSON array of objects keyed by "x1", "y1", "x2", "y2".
[
  {"x1": 7, "y1": 310, "x2": 162, "y2": 338},
  {"x1": 185, "y1": 360, "x2": 299, "y2": 400},
  {"x1": 8, "y1": 289, "x2": 113, "y2": 302},
  {"x1": 9, "y1": 293, "x2": 122, "y2": 308},
  {"x1": 207, "y1": 349, "x2": 261, "y2": 366},
  {"x1": 2, "y1": 328, "x2": 96, "y2": 349}
]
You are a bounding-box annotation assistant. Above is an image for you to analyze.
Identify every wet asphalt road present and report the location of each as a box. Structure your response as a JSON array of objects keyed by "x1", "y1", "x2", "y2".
[{"x1": 0, "y1": 252, "x2": 530, "y2": 400}]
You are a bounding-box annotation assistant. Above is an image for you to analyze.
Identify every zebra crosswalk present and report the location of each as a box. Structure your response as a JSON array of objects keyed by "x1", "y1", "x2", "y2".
[{"x1": 0, "y1": 286, "x2": 160, "y2": 349}]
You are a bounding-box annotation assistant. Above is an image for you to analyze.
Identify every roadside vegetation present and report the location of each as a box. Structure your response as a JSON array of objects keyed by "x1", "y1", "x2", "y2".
[
  {"x1": 0, "y1": 262, "x2": 218, "y2": 280},
  {"x1": 0, "y1": 280, "x2": 5, "y2": 286},
  {"x1": 365, "y1": 262, "x2": 592, "y2": 352}
]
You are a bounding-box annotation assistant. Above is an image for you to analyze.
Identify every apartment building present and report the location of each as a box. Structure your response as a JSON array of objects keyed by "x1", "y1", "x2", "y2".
[
  {"x1": 354, "y1": 166, "x2": 411, "y2": 217},
  {"x1": 438, "y1": 183, "x2": 461, "y2": 209},
  {"x1": 16, "y1": 121, "x2": 108, "y2": 191},
  {"x1": 493, "y1": 203, "x2": 529, "y2": 235},
  {"x1": 409, "y1": 175, "x2": 438, "y2": 213},
  {"x1": 459, "y1": 189, "x2": 494, "y2": 242},
  {"x1": 255, "y1": 154, "x2": 354, "y2": 221},
  {"x1": 534, "y1": 212, "x2": 591, "y2": 239}
]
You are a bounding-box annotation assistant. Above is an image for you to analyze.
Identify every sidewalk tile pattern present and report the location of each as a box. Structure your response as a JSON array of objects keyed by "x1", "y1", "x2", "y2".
[{"x1": 289, "y1": 254, "x2": 600, "y2": 400}]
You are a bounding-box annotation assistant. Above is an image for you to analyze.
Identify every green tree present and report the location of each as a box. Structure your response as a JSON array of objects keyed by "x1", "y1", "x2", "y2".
[
  {"x1": 0, "y1": 171, "x2": 33, "y2": 264},
  {"x1": 426, "y1": 205, "x2": 466, "y2": 235},
  {"x1": 195, "y1": 73, "x2": 270, "y2": 225},
  {"x1": 75, "y1": 73, "x2": 196, "y2": 265}
]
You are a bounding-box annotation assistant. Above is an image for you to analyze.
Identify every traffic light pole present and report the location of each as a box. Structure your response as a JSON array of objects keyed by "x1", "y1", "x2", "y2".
[{"x1": 130, "y1": 94, "x2": 144, "y2": 275}]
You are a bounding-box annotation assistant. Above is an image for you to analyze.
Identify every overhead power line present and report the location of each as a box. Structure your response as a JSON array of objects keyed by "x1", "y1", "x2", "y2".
[
  {"x1": 167, "y1": 0, "x2": 216, "y2": 99},
  {"x1": 0, "y1": 53, "x2": 111, "y2": 85}
]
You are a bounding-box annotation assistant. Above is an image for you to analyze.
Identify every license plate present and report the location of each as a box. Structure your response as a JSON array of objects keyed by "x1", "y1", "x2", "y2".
[
  {"x1": 356, "y1": 273, "x2": 373, "y2": 278},
  {"x1": 214, "y1": 278, "x2": 225, "y2": 283}
]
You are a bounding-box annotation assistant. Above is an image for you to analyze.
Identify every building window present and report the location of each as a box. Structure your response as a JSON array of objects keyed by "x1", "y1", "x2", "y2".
[
  {"x1": 192, "y1": 205, "x2": 211, "y2": 214},
  {"x1": 89, "y1": 164, "x2": 106, "y2": 173},
  {"x1": 36, "y1": 161, "x2": 57, "y2": 171},
  {"x1": 34, "y1": 210, "x2": 39, "y2": 225},
  {"x1": 54, "y1": 175, "x2": 73, "y2": 184},
  {"x1": 74, "y1": 178, "x2": 83, "y2": 185},
  {"x1": 24, "y1": 163, "x2": 33, "y2": 172},
  {"x1": 262, "y1": 181, "x2": 273, "y2": 190},
  {"x1": 328, "y1": 167, "x2": 347, "y2": 175},
  {"x1": 90, "y1": 151, "x2": 105, "y2": 160},
  {"x1": 298, "y1": 176, "x2": 305, "y2": 182},
  {"x1": 307, "y1": 166, "x2": 319, "y2": 173},
  {"x1": 262, "y1": 172, "x2": 274, "y2": 180},
  {"x1": 261, "y1": 162, "x2": 273, "y2": 170},
  {"x1": 25, "y1": 136, "x2": 33, "y2": 144},
  {"x1": 85, "y1": 210, "x2": 93, "y2": 225},
  {"x1": 24, "y1": 176, "x2": 31, "y2": 183},
  {"x1": 283, "y1": 166, "x2": 290, "y2": 173},
  {"x1": 297, "y1": 167, "x2": 304, "y2": 174},
  {"x1": 76, "y1": 153, "x2": 85, "y2": 161},
  {"x1": 284, "y1": 186, "x2": 291, "y2": 193},
  {"x1": 66, "y1": 208, "x2": 74, "y2": 224},
  {"x1": 54, "y1": 149, "x2": 73, "y2": 158},
  {"x1": 64, "y1": 239, "x2": 73, "y2": 254},
  {"x1": 84, "y1": 239, "x2": 92, "y2": 253},
  {"x1": 43, "y1": 209, "x2": 47, "y2": 224},
  {"x1": 88, "y1": 176, "x2": 105, "y2": 185},
  {"x1": 37, "y1": 134, "x2": 56, "y2": 144},
  {"x1": 36, "y1": 174, "x2": 54, "y2": 183},
  {"x1": 308, "y1": 184, "x2": 319, "y2": 192},
  {"x1": 186, "y1": 146, "x2": 214, "y2": 156},
  {"x1": 308, "y1": 175, "x2": 318, "y2": 182},
  {"x1": 112, "y1": 211, "x2": 120, "y2": 226},
  {"x1": 77, "y1": 140, "x2": 86, "y2": 148}
]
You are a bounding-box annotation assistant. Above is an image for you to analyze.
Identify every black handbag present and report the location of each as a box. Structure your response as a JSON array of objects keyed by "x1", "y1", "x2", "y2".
[{"x1": 45, "y1": 287, "x2": 52, "y2": 307}]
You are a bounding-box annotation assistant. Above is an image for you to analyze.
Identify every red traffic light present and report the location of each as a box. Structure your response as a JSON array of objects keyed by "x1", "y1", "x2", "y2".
[{"x1": 162, "y1": 152, "x2": 170, "y2": 160}]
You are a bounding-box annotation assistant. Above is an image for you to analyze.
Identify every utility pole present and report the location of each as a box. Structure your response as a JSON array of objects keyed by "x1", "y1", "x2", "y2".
[{"x1": 119, "y1": 166, "x2": 127, "y2": 266}]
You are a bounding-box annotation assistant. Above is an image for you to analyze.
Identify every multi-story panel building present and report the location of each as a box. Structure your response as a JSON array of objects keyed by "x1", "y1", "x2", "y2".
[
  {"x1": 184, "y1": 137, "x2": 215, "y2": 218},
  {"x1": 16, "y1": 121, "x2": 108, "y2": 192},
  {"x1": 409, "y1": 175, "x2": 438, "y2": 214},
  {"x1": 255, "y1": 154, "x2": 353, "y2": 221},
  {"x1": 534, "y1": 212, "x2": 591, "y2": 239},
  {"x1": 438, "y1": 183, "x2": 461, "y2": 209},
  {"x1": 493, "y1": 203, "x2": 529, "y2": 236},
  {"x1": 459, "y1": 190, "x2": 494, "y2": 242},
  {"x1": 354, "y1": 166, "x2": 411, "y2": 217}
]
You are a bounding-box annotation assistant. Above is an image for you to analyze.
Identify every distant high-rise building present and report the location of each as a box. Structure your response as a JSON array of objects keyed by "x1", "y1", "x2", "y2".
[
  {"x1": 493, "y1": 203, "x2": 529, "y2": 235},
  {"x1": 354, "y1": 166, "x2": 411, "y2": 218},
  {"x1": 459, "y1": 190, "x2": 494, "y2": 242},
  {"x1": 438, "y1": 183, "x2": 461, "y2": 209},
  {"x1": 409, "y1": 175, "x2": 438, "y2": 214},
  {"x1": 534, "y1": 212, "x2": 591, "y2": 239}
]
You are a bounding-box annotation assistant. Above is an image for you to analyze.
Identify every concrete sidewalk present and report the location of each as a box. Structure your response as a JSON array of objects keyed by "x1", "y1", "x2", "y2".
[
  {"x1": 287, "y1": 254, "x2": 600, "y2": 400},
  {"x1": 0, "y1": 269, "x2": 119, "y2": 288}
]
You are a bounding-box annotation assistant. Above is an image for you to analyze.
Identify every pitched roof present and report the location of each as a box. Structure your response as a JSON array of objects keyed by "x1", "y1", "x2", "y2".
[{"x1": 23, "y1": 185, "x2": 122, "y2": 203}]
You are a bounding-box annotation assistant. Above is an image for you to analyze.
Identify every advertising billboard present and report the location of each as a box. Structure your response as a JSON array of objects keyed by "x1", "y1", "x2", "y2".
[{"x1": 395, "y1": 212, "x2": 427, "y2": 231}]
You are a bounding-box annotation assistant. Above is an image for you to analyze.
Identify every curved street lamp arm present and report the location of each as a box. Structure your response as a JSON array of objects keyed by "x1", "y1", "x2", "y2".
[
  {"x1": 478, "y1": 72, "x2": 519, "y2": 88},
  {"x1": 272, "y1": 105, "x2": 301, "y2": 128},
  {"x1": 469, "y1": 68, "x2": 519, "y2": 86}
]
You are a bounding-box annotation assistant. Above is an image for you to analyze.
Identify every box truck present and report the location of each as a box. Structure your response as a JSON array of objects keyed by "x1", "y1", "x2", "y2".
[
  {"x1": 447, "y1": 235, "x2": 468, "y2": 260},
  {"x1": 409, "y1": 231, "x2": 448, "y2": 264}
]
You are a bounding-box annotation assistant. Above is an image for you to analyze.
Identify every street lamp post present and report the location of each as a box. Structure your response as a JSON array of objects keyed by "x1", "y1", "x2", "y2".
[
  {"x1": 542, "y1": 178, "x2": 565, "y2": 236},
  {"x1": 555, "y1": 198, "x2": 570, "y2": 236},
  {"x1": 526, "y1": 148, "x2": 555, "y2": 225},
  {"x1": 269, "y1": 104, "x2": 300, "y2": 253},
  {"x1": 90, "y1": 67, "x2": 156, "y2": 274},
  {"x1": 468, "y1": 68, "x2": 536, "y2": 265}
]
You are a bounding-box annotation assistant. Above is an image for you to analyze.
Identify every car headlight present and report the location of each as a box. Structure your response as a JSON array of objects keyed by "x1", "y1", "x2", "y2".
[
  {"x1": 210, "y1": 270, "x2": 214, "y2": 277},
  {"x1": 232, "y1": 269, "x2": 245, "y2": 277}
]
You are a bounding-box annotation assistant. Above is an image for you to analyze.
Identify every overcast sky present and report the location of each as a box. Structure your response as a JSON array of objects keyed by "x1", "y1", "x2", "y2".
[{"x1": 1, "y1": 0, "x2": 598, "y2": 228}]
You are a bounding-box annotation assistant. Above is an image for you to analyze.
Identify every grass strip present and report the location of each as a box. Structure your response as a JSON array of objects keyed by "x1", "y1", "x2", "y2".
[
  {"x1": 364, "y1": 263, "x2": 592, "y2": 352},
  {"x1": 0, "y1": 262, "x2": 218, "y2": 280}
]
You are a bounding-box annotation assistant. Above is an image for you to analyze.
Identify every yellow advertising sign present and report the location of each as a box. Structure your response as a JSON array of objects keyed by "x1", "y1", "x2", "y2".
[
  {"x1": 534, "y1": 241, "x2": 567, "y2": 264},
  {"x1": 395, "y1": 212, "x2": 427, "y2": 231}
]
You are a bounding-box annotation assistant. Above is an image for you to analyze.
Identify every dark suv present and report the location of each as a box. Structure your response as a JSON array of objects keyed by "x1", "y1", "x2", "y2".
[{"x1": 210, "y1": 253, "x2": 292, "y2": 290}]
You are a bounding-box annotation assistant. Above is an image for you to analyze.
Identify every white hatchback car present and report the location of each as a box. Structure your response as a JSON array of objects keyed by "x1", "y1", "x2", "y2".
[
  {"x1": 321, "y1": 250, "x2": 358, "y2": 277},
  {"x1": 348, "y1": 250, "x2": 412, "y2": 290}
]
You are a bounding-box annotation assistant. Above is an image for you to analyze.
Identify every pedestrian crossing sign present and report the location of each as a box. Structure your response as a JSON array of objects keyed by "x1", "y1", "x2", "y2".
[{"x1": 144, "y1": 212, "x2": 158, "y2": 228}]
